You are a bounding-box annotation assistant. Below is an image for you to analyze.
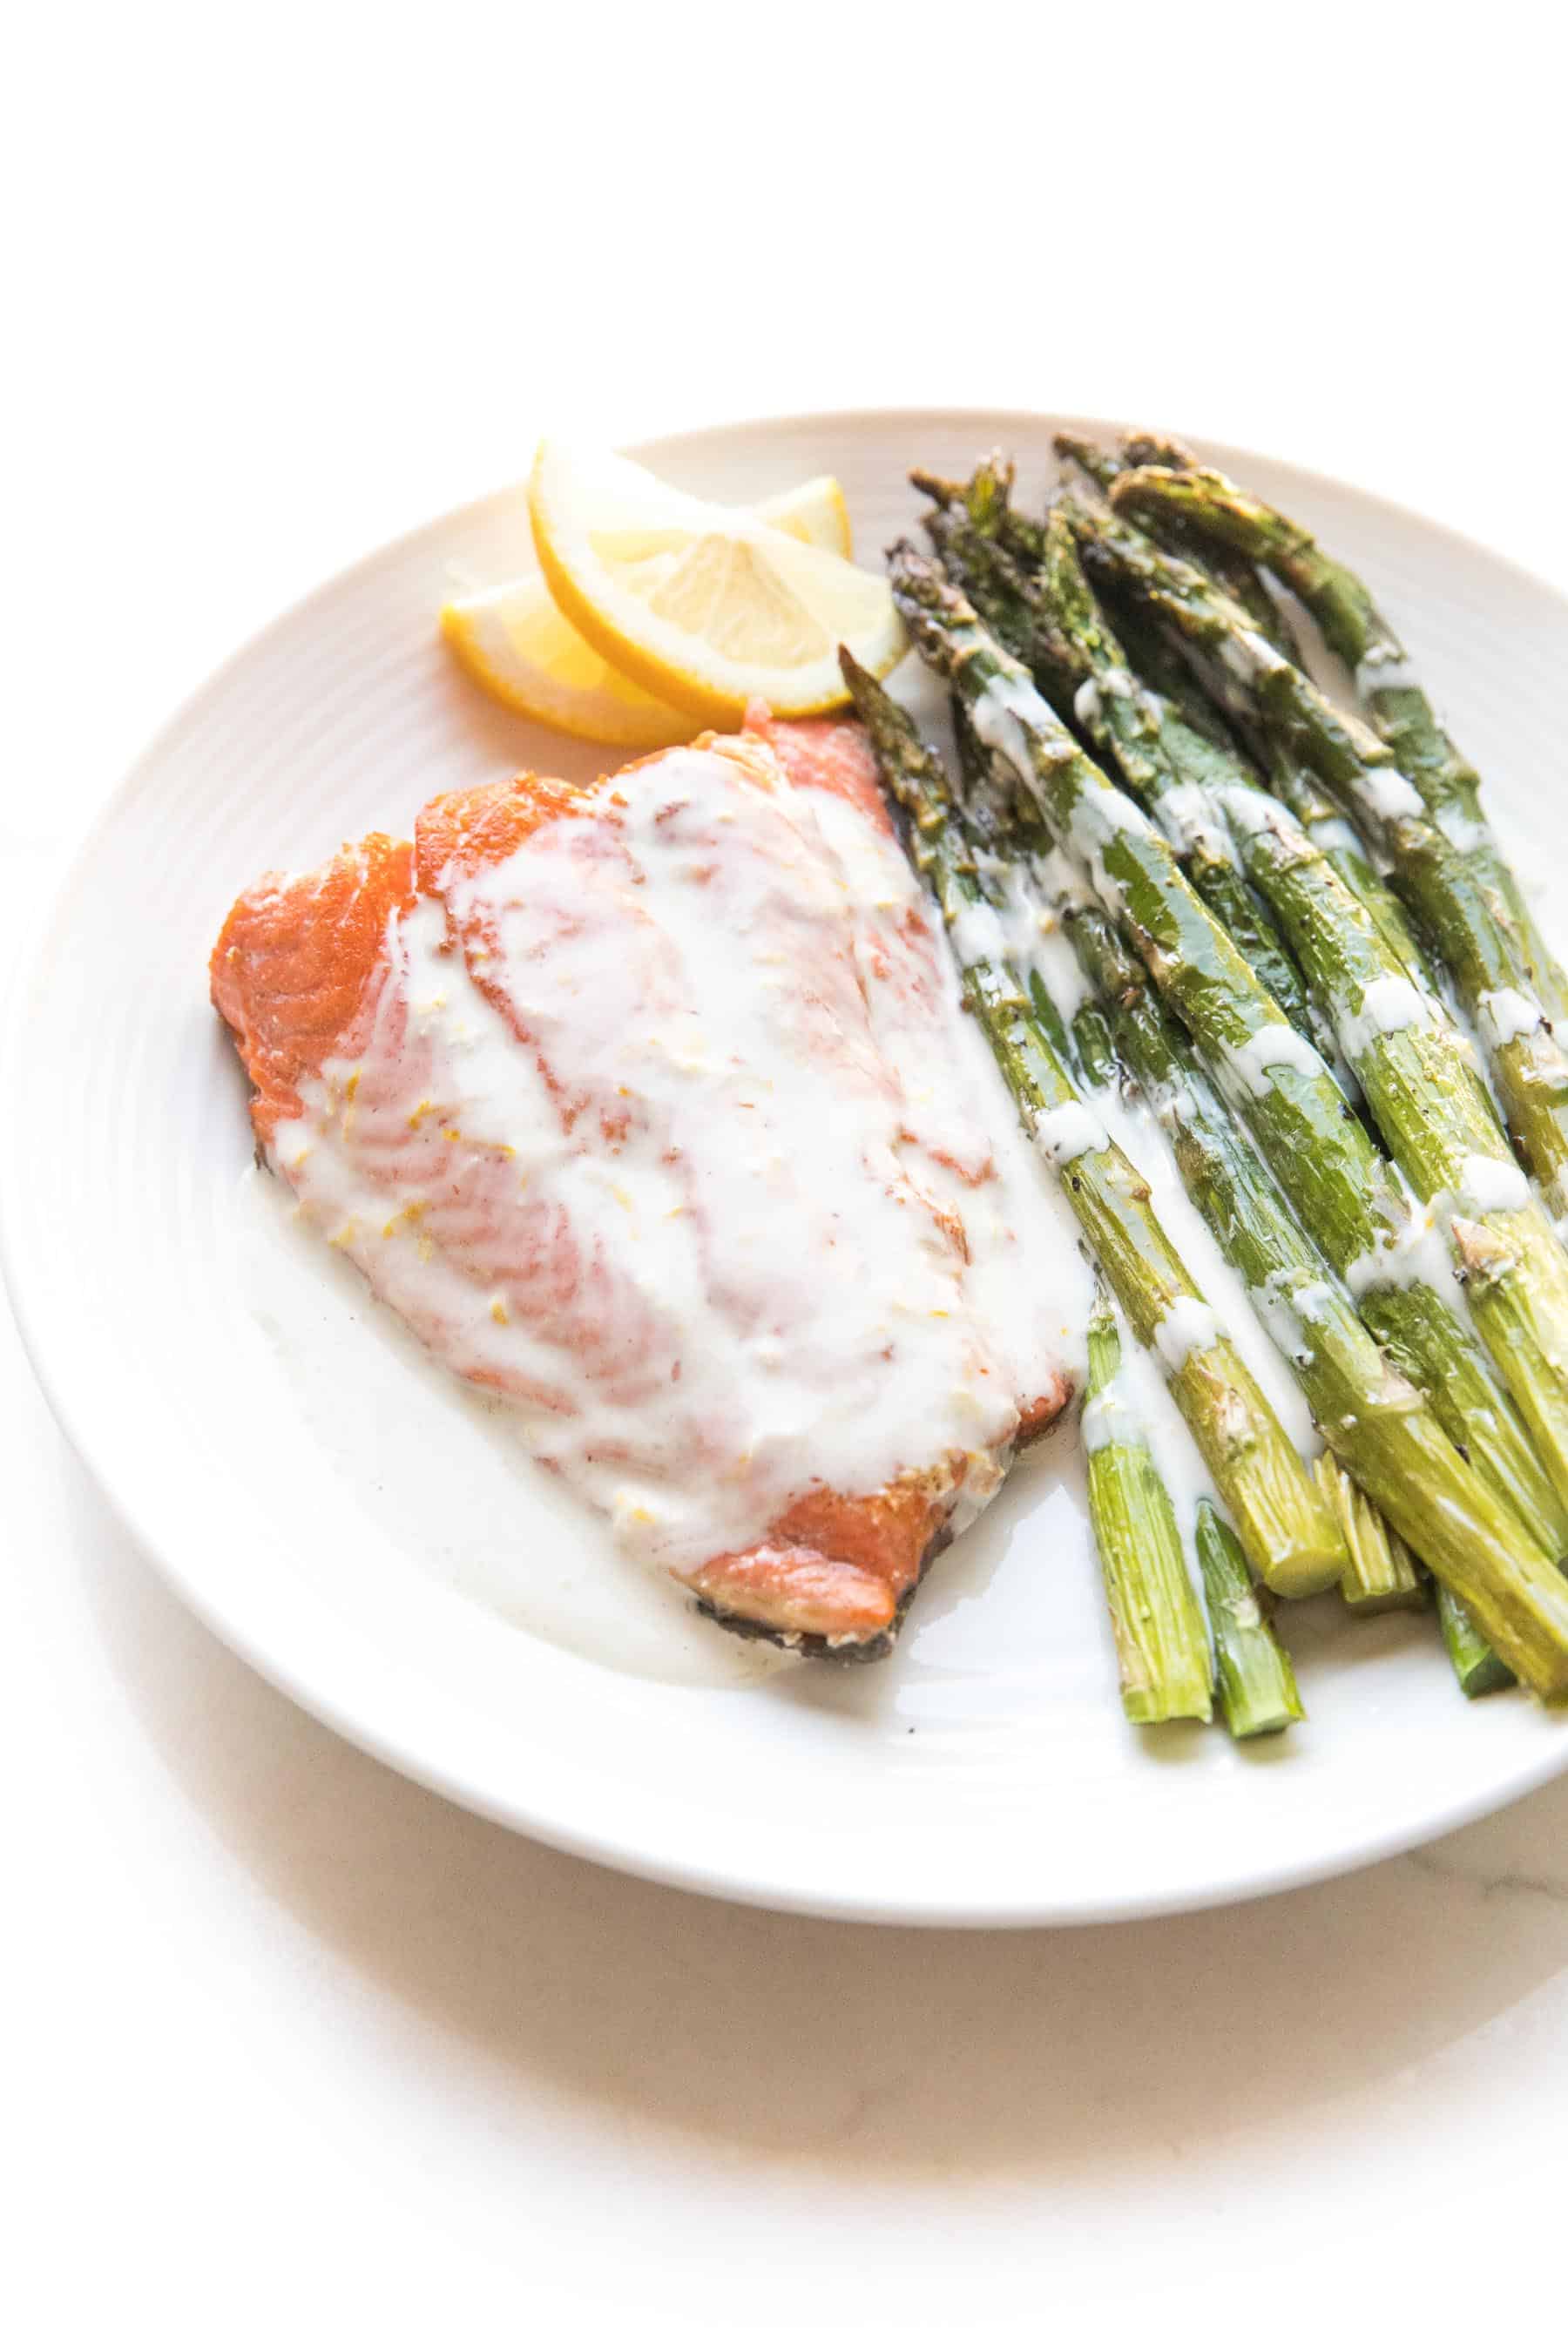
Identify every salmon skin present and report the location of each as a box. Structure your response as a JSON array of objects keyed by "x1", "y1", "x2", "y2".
[{"x1": 212, "y1": 715, "x2": 1075, "y2": 1657}]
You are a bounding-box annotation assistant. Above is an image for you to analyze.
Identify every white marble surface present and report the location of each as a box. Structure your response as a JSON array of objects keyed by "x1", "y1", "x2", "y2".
[{"x1": 10, "y1": 5, "x2": 1568, "y2": 2340}]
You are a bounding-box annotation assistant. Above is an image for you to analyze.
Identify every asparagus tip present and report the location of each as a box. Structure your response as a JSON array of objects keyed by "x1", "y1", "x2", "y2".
[
  {"x1": 836, "y1": 642, "x2": 869, "y2": 696},
  {"x1": 1119, "y1": 429, "x2": 1200, "y2": 472},
  {"x1": 909, "y1": 464, "x2": 964, "y2": 507}
]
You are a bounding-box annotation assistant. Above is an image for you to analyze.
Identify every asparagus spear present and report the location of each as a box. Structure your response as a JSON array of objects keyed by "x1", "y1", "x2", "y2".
[
  {"x1": 1051, "y1": 824, "x2": 1502, "y2": 1675},
  {"x1": 888, "y1": 552, "x2": 1517, "y2": 1443},
  {"x1": 986, "y1": 489, "x2": 1528, "y2": 1682},
  {"x1": 1311, "y1": 1452, "x2": 1423, "y2": 1614},
  {"x1": 1110, "y1": 455, "x2": 1568, "y2": 1014},
  {"x1": 1071, "y1": 998, "x2": 1120, "y2": 1091},
  {"x1": 1438, "y1": 1585, "x2": 1518, "y2": 1699},
  {"x1": 928, "y1": 454, "x2": 1448, "y2": 1020},
  {"x1": 1319, "y1": 1443, "x2": 1469, "y2": 1668},
  {"x1": 1056, "y1": 430, "x2": 1299, "y2": 660},
  {"x1": 1034, "y1": 506, "x2": 1335, "y2": 1067},
  {"x1": 1010, "y1": 526, "x2": 1532, "y2": 1679},
  {"x1": 1194, "y1": 1503, "x2": 1304, "y2": 1736},
  {"x1": 1118, "y1": 433, "x2": 1198, "y2": 470},
  {"x1": 1051, "y1": 433, "x2": 1123, "y2": 497},
  {"x1": 1220, "y1": 782, "x2": 1568, "y2": 1515},
  {"x1": 943, "y1": 561, "x2": 1517, "y2": 1683},
  {"x1": 839, "y1": 648, "x2": 1343, "y2": 1598},
  {"x1": 923, "y1": 504, "x2": 1082, "y2": 712},
  {"x1": 1038, "y1": 855, "x2": 1512, "y2": 1586},
  {"x1": 845, "y1": 642, "x2": 1568, "y2": 1693},
  {"x1": 940, "y1": 529, "x2": 1335, "y2": 1086},
  {"x1": 929, "y1": 447, "x2": 1282, "y2": 770},
  {"x1": 1060, "y1": 517, "x2": 1497, "y2": 1152},
  {"x1": 966, "y1": 461, "x2": 1372, "y2": 1056},
  {"x1": 962, "y1": 724, "x2": 1511, "y2": 1691},
  {"x1": 1112, "y1": 598, "x2": 1451, "y2": 1010},
  {"x1": 1082, "y1": 1283, "x2": 1214, "y2": 1724},
  {"x1": 966, "y1": 770, "x2": 1535, "y2": 1680},
  {"x1": 1075, "y1": 496, "x2": 1568, "y2": 1223},
  {"x1": 882, "y1": 553, "x2": 1568, "y2": 1571}
]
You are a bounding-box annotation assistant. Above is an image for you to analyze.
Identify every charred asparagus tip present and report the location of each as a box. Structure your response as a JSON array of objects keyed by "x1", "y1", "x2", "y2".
[{"x1": 908, "y1": 465, "x2": 966, "y2": 506}]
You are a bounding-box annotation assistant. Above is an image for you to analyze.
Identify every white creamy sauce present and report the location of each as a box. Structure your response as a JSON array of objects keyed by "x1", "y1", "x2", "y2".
[
  {"x1": 970, "y1": 673, "x2": 1156, "y2": 918},
  {"x1": 1031, "y1": 845, "x2": 1097, "y2": 940},
  {"x1": 950, "y1": 796, "x2": 1335, "y2": 1507},
  {"x1": 946, "y1": 896, "x2": 1010, "y2": 969},
  {"x1": 1055, "y1": 1080, "x2": 1327, "y2": 1552},
  {"x1": 1079, "y1": 1377, "x2": 1140, "y2": 1454},
  {"x1": 1025, "y1": 908, "x2": 1092, "y2": 1025},
  {"x1": 801, "y1": 781, "x2": 1095, "y2": 1428},
  {"x1": 971, "y1": 851, "x2": 1091, "y2": 1025},
  {"x1": 1355, "y1": 653, "x2": 1422, "y2": 696},
  {"x1": 1073, "y1": 663, "x2": 1149, "y2": 731},
  {"x1": 1338, "y1": 970, "x2": 1433, "y2": 1063},
  {"x1": 1152, "y1": 1295, "x2": 1223, "y2": 1370},
  {"x1": 1031, "y1": 1100, "x2": 1109, "y2": 1166},
  {"x1": 1214, "y1": 787, "x2": 1274, "y2": 843},
  {"x1": 969, "y1": 674, "x2": 1043, "y2": 788},
  {"x1": 1477, "y1": 986, "x2": 1545, "y2": 1050},
  {"x1": 1359, "y1": 764, "x2": 1426, "y2": 823},
  {"x1": 1219, "y1": 627, "x2": 1281, "y2": 683},
  {"x1": 1430, "y1": 964, "x2": 1504, "y2": 1123},
  {"x1": 1344, "y1": 1159, "x2": 1531, "y2": 1310},
  {"x1": 1344, "y1": 1192, "x2": 1467, "y2": 1302},
  {"x1": 1436, "y1": 805, "x2": 1489, "y2": 856},
  {"x1": 232, "y1": 1163, "x2": 785, "y2": 1689},
  {"x1": 1224, "y1": 1021, "x2": 1328, "y2": 1098},
  {"x1": 1146, "y1": 1076, "x2": 1199, "y2": 1130},
  {"x1": 1459, "y1": 1153, "x2": 1533, "y2": 1214},
  {"x1": 1309, "y1": 814, "x2": 1366, "y2": 859},
  {"x1": 1035, "y1": 845, "x2": 1093, "y2": 911},
  {"x1": 1249, "y1": 1278, "x2": 1319, "y2": 1371},
  {"x1": 1067, "y1": 772, "x2": 1159, "y2": 872},
  {"x1": 1155, "y1": 781, "x2": 1229, "y2": 863},
  {"x1": 1081, "y1": 1299, "x2": 1212, "y2": 1547},
  {"x1": 1089, "y1": 1082, "x2": 1321, "y2": 1470},
  {"x1": 248, "y1": 737, "x2": 1092, "y2": 1670},
  {"x1": 1249, "y1": 1274, "x2": 1343, "y2": 1373},
  {"x1": 1222, "y1": 775, "x2": 1379, "y2": 875}
]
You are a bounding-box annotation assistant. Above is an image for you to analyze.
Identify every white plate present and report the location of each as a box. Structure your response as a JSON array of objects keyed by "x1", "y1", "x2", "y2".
[{"x1": 8, "y1": 407, "x2": 1568, "y2": 1928}]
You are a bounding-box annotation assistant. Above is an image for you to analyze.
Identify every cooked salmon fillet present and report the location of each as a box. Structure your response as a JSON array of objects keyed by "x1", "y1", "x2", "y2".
[{"x1": 212, "y1": 716, "x2": 1076, "y2": 1654}]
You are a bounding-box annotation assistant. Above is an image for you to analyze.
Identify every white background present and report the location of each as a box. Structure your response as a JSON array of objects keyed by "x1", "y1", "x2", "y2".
[{"x1": 9, "y1": 4, "x2": 1568, "y2": 2342}]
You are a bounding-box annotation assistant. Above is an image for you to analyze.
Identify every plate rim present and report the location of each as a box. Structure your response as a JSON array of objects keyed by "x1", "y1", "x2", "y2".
[{"x1": 9, "y1": 402, "x2": 1568, "y2": 1929}]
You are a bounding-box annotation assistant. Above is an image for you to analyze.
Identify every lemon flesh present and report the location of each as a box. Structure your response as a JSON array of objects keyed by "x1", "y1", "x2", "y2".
[
  {"x1": 529, "y1": 439, "x2": 905, "y2": 726},
  {"x1": 443, "y1": 472, "x2": 855, "y2": 747}
]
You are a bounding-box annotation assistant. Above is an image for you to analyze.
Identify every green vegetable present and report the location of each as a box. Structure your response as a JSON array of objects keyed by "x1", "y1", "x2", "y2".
[
  {"x1": 887, "y1": 539, "x2": 1563, "y2": 1545},
  {"x1": 870, "y1": 563, "x2": 1568, "y2": 1699},
  {"x1": 1083, "y1": 1283, "x2": 1214, "y2": 1725},
  {"x1": 1083, "y1": 484, "x2": 1568, "y2": 1222},
  {"x1": 1311, "y1": 1452, "x2": 1423, "y2": 1615},
  {"x1": 1194, "y1": 1503, "x2": 1304, "y2": 1737},
  {"x1": 841, "y1": 645, "x2": 1344, "y2": 1600},
  {"x1": 1222, "y1": 782, "x2": 1568, "y2": 1523}
]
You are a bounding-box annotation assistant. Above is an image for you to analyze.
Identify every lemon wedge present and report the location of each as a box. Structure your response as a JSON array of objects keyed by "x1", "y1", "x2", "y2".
[
  {"x1": 443, "y1": 472, "x2": 855, "y2": 747},
  {"x1": 755, "y1": 473, "x2": 853, "y2": 560},
  {"x1": 442, "y1": 581, "x2": 694, "y2": 747},
  {"x1": 528, "y1": 439, "x2": 906, "y2": 726}
]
